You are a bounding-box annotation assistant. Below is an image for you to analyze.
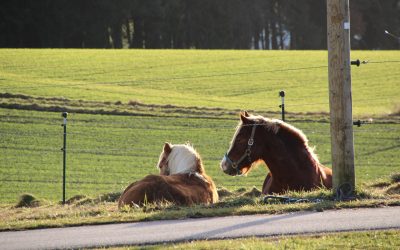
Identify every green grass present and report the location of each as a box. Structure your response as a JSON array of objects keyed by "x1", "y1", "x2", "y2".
[
  {"x1": 0, "y1": 108, "x2": 399, "y2": 203},
  {"x1": 120, "y1": 230, "x2": 400, "y2": 250},
  {"x1": 0, "y1": 49, "x2": 399, "y2": 204},
  {"x1": 1, "y1": 179, "x2": 399, "y2": 231},
  {"x1": 1, "y1": 49, "x2": 399, "y2": 116}
]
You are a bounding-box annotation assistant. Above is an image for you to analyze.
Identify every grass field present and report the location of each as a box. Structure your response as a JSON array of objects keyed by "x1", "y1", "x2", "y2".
[
  {"x1": 122, "y1": 230, "x2": 400, "y2": 250},
  {"x1": 0, "y1": 108, "x2": 398, "y2": 203},
  {"x1": 1, "y1": 49, "x2": 399, "y2": 116},
  {"x1": 0, "y1": 49, "x2": 399, "y2": 204}
]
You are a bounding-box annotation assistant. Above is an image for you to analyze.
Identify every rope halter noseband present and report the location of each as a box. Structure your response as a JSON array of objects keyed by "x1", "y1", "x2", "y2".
[{"x1": 224, "y1": 124, "x2": 257, "y2": 175}]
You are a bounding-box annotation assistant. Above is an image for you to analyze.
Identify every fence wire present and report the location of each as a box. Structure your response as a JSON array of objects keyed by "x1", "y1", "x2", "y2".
[
  {"x1": 1, "y1": 111, "x2": 399, "y2": 203},
  {"x1": 1, "y1": 58, "x2": 399, "y2": 203}
]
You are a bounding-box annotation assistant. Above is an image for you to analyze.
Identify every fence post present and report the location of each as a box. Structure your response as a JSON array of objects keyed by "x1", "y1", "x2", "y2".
[
  {"x1": 327, "y1": 0, "x2": 355, "y2": 200},
  {"x1": 61, "y1": 112, "x2": 68, "y2": 204},
  {"x1": 279, "y1": 90, "x2": 285, "y2": 121}
]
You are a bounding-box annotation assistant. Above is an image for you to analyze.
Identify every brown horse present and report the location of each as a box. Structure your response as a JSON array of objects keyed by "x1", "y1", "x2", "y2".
[
  {"x1": 118, "y1": 143, "x2": 218, "y2": 208},
  {"x1": 220, "y1": 112, "x2": 332, "y2": 194}
]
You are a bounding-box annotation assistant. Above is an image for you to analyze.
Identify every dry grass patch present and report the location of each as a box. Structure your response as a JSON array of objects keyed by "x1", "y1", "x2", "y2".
[{"x1": 1, "y1": 174, "x2": 399, "y2": 231}]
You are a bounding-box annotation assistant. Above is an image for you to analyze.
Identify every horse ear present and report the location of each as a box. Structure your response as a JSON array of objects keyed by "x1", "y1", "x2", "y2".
[
  {"x1": 240, "y1": 113, "x2": 251, "y2": 124},
  {"x1": 243, "y1": 111, "x2": 250, "y2": 117},
  {"x1": 164, "y1": 142, "x2": 172, "y2": 153}
]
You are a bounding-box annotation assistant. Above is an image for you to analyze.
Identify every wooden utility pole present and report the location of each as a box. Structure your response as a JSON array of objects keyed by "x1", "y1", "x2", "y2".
[{"x1": 327, "y1": 0, "x2": 355, "y2": 198}]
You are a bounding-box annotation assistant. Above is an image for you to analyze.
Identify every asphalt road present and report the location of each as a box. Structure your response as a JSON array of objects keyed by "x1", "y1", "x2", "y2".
[{"x1": 1, "y1": 206, "x2": 399, "y2": 249}]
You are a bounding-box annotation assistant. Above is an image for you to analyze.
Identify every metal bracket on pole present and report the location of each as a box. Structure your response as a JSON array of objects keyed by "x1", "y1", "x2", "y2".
[
  {"x1": 351, "y1": 59, "x2": 369, "y2": 67},
  {"x1": 279, "y1": 90, "x2": 285, "y2": 121},
  {"x1": 350, "y1": 59, "x2": 360, "y2": 67},
  {"x1": 353, "y1": 118, "x2": 373, "y2": 127}
]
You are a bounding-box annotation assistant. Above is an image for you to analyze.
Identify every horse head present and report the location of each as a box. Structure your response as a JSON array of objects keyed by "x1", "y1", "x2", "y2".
[
  {"x1": 157, "y1": 142, "x2": 203, "y2": 175},
  {"x1": 220, "y1": 111, "x2": 266, "y2": 176}
]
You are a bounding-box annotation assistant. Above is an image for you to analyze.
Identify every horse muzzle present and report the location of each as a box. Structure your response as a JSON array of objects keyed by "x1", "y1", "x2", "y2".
[{"x1": 220, "y1": 154, "x2": 239, "y2": 176}]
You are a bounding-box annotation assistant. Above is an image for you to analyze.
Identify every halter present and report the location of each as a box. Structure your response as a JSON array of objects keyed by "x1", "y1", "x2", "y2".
[{"x1": 224, "y1": 124, "x2": 257, "y2": 175}]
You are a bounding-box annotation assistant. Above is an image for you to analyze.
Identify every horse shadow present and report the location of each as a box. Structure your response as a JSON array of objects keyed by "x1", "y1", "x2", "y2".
[
  {"x1": 182, "y1": 212, "x2": 305, "y2": 240},
  {"x1": 126, "y1": 211, "x2": 308, "y2": 240}
]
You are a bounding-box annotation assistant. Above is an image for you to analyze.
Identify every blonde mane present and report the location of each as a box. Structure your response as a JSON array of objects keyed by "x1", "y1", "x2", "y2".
[{"x1": 167, "y1": 144, "x2": 203, "y2": 175}]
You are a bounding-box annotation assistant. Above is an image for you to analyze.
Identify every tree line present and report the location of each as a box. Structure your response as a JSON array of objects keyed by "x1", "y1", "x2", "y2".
[{"x1": 0, "y1": 0, "x2": 399, "y2": 49}]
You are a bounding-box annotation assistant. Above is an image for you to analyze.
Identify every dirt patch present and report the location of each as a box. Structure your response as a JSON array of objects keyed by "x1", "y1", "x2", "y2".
[
  {"x1": 217, "y1": 187, "x2": 234, "y2": 198},
  {"x1": 2, "y1": 92, "x2": 398, "y2": 122},
  {"x1": 15, "y1": 194, "x2": 40, "y2": 208},
  {"x1": 386, "y1": 183, "x2": 400, "y2": 195},
  {"x1": 0, "y1": 92, "x2": 241, "y2": 119},
  {"x1": 65, "y1": 195, "x2": 88, "y2": 205},
  {"x1": 243, "y1": 187, "x2": 262, "y2": 197},
  {"x1": 391, "y1": 173, "x2": 400, "y2": 183},
  {"x1": 370, "y1": 182, "x2": 391, "y2": 188}
]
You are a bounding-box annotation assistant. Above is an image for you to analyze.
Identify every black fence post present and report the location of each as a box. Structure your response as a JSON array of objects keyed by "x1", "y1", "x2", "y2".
[
  {"x1": 279, "y1": 90, "x2": 285, "y2": 121},
  {"x1": 61, "y1": 112, "x2": 68, "y2": 204}
]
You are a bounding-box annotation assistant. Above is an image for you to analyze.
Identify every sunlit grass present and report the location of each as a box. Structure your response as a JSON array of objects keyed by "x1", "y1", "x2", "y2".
[
  {"x1": 0, "y1": 173, "x2": 399, "y2": 231},
  {"x1": 122, "y1": 230, "x2": 400, "y2": 250},
  {"x1": 0, "y1": 49, "x2": 399, "y2": 209},
  {"x1": 1, "y1": 49, "x2": 399, "y2": 116},
  {"x1": 1, "y1": 108, "x2": 399, "y2": 203}
]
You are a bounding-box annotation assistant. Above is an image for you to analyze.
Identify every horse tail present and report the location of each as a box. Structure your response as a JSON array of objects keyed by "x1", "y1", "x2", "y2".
[{"x1": 202, "y1": 173, "x2": 219, "y2": 203}]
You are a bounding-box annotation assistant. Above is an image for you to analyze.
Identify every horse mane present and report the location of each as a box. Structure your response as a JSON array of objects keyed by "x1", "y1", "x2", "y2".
[
  {"x1": 247, "y1": 115, "x2": 320, "y2": 164},
  {"x1": 167, "y1": 143, "x2": 205, "y2": 175}
]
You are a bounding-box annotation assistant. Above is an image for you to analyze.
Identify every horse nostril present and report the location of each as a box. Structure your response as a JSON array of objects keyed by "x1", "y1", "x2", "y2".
[
  {"x1": 221, "y1": 165, "x2": 232, "y2": 175},
  {"x1": 220, "y1": 161, "x2": 229, "y2": 172}
]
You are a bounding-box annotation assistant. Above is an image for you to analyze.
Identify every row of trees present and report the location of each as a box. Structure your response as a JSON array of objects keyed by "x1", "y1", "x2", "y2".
[{"x1": 1, "y1": 0, "x2": 399, "y2": 49}]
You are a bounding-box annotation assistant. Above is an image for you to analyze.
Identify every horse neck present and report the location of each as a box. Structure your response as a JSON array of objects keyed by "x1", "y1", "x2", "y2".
[
  {"x1": 260, "y1": 128, "x2": 319, "y2": 178},
  {"x1": 168, "y1": 149, "x2": 204, "y2": 175}
]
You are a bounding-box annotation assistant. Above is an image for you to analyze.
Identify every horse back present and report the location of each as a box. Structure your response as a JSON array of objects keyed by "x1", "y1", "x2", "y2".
[{"x1": 118, "y1": 174, "x2": 218, "y2": 207}]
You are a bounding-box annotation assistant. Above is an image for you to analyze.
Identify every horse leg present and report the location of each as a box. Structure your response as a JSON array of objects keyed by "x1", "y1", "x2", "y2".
[
  {"x1": 322, "y1": 166, "x2": 333, "y2": 189},
  {"x1": 262, "y1": 172, "x2": 273, "y2": 194}
]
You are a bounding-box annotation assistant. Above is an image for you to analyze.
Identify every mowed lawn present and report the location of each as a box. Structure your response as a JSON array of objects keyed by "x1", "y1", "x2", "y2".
[
  {"x1": 0, "y1": 49, "x2": 399, "y2": 203},
  {"x1": 0, "y1": 49, "x2": 399, "y2": 116}
]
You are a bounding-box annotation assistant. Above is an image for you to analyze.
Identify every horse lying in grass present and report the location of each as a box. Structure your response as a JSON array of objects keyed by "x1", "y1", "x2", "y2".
[
  {"x1": 220, "y1": 111, "x2": 332, "y2": 194},
  {"x1": 118, "y1": 143, "x2": 218, "y2": 208}
]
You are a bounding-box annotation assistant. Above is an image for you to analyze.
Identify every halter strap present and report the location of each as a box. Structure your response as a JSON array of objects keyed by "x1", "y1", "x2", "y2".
[{"x1": 224, "y1": 124, "x2": 257, "y2": 174}]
